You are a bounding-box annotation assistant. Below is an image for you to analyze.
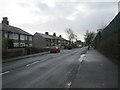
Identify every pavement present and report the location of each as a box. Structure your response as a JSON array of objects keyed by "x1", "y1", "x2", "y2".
[
  {"x1": 2, "y1": 51, "x2": 49, "y2": 63},
  {"x1": 71, "y1": 48, "x2": 118, "y2": 88}
]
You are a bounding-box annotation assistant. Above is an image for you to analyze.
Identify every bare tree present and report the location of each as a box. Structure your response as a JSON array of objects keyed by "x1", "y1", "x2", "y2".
[
  {"x1": 65, "y1": 28, "x2": 77, "y2": 42},
  {"x1": 84, "y1": 30, "x2": 95, "y2": 46}
]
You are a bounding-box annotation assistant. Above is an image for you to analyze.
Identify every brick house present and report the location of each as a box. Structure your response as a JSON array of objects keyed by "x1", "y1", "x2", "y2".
[{"x1": 1, "y1": 17, "x2": 33, "y2": 48}]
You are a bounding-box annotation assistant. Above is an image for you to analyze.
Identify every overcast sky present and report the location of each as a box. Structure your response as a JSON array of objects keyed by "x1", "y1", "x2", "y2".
[{"x1": 0, "y1": 0, "x2": 119, "y2": 41}]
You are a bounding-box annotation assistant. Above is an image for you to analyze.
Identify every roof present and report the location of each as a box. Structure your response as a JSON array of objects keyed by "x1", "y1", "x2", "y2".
[
  {"x1": 49, "y1": 35, "x2": 59, "y2": 39},
  {"x1": 35, "y1": 32, "x2": 67, "y2": 40},
  {"x1": 49, "y1": 35, "x2": 66, "y2": 40},
  {"x1": 35, "y1": 32, "x2": 53, "y2": 39},
  {"x1": 1, "y1": 23, "x2": 32, "y2": 36}
]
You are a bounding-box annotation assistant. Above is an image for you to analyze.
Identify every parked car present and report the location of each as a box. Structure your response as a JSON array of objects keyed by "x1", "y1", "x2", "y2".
[{"x1": 50, "y1": 46, "x2": 60, "y2": 53}]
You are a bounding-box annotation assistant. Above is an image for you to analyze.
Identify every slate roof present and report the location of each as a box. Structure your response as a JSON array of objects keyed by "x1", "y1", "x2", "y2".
[
  {"x1": 1, "y1": 23, "x2": 32, "y2": 36},
  {"x1": 35, "y1": 32, "x2": 67, "y2": 40},
  {"x1": 49, "y1": 35, "x2": 66, "y2": 40},
  {"x1": 49, "y1": 35, "x2": 59, "y2": 39},
  {"x1": 35, "y1": 32, "x2": 53, "y2": 39}
]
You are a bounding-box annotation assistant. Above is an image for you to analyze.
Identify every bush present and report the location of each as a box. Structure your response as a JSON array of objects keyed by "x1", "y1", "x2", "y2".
[
  {"x1": 2, "y1": 38, "x2": 13, "y2": 49},
  {"x1": 25, "y1": 47, "x2": 50, "y2": 54}
]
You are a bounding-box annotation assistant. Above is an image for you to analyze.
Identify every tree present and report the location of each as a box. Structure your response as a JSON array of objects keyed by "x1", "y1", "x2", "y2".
[
  {"x1": 65, "y1": 28, "x2": 77, "y2": 43},
  {"x1": 84, "y1": 30, "x2": 95, "y2": 46}
]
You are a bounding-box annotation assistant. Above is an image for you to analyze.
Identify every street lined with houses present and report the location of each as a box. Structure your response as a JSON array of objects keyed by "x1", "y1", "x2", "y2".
[{"x1": 0, "y1": 1, "x2": 120, "y2": 89}]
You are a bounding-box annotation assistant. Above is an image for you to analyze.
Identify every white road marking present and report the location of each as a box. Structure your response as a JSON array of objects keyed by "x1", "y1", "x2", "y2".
[
  {"x1": 0, "y1": 71, "x2": 10, "y2": 75},
  {"x1": 79, "y1": 54, "x2": 86, "y2": 63},
  {"x1": 26, "y1": 61, "x2": 39, "y2": 66},
  {"x1": 65, "y1": 82, "x2": 72, "y2": 88}
]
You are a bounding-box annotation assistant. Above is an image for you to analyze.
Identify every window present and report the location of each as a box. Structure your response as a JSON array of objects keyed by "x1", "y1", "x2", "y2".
[
  {"x1": 20, "y1": 35, "x2": 25, "y2": 40},
  {"x1": 58, "y1": 40, "x2": 61, "y2": 43},
  {"x1": 9, "y1": 33, "x2": 13, "y2": 39},
  {"x1": 13, "y1": 43, "x2": 19, "y2": 47},
  {"x1": 13, "y1": 34, "x2": 18, "y2": 40},
  {"x1": 29, "y1": 36, "x2": 32, "y2": 41},
  {"x1": 5, "y1": 33, "x2": 8, "y2": 38},
  {"x1": 20, "y1": 43, "x2": 25, "y2": 47},
  {"x1": 25, "y1": 44, "x2": 28, "y2": 47},
  {"x1": 25, "y1": 35, "x2": 28, "y2": 40},
  {"x1": 29, "y1": 44, "x2": 32, "y2": 46}
]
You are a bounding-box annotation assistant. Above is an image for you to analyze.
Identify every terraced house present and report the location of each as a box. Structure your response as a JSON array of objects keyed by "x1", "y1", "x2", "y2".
[
  {"x1": 33, "y1": 32, "x2": 68, "y2": 49},
  {"x1": 1, "y1": 17, "x2": 33, "y2": 49}
]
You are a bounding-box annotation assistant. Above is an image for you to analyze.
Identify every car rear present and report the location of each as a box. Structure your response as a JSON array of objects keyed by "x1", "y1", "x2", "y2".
[{"x1": 50, "y1": 46, "x2": 60, "y2": 53}]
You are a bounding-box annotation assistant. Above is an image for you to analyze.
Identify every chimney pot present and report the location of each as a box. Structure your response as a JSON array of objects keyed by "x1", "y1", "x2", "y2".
[
  {"x1": 59, "y1": 35, "x2": 62, "y2": 38},
  {"x1": 45, "y1": 32, "x2": 49, "y2": 35},
  {"x1": 2, "y1": 17, "x2": 9, "y2": 25},
  {"x1": 53, "y1": 33, "x2": 56, "y2": 36}
]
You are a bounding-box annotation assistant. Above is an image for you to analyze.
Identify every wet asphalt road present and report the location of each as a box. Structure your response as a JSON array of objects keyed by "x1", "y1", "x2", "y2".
[{"x1": 2, "y1": 47, "x2": 87, "y2": 88}]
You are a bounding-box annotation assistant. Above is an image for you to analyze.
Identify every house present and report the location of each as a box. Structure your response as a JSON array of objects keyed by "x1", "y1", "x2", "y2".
[
  {"x1": 75, "y1": 40, "x2": 83, "y2": 47},
  {"x1": 33, "y1": 32, "x2": 68, "y2": 49},
  {"x1": 49, "y1": 33, "x2": 67, "y2": 46},
  {"x1": 33, "y1": 32, "x2": 53, "y2": 49},
  {"x1": 49, "y1": 33, "x2": 59, "y2": 46},
  {"x1": 1, "y1": 17, "x2": 33, "y2": 48}
]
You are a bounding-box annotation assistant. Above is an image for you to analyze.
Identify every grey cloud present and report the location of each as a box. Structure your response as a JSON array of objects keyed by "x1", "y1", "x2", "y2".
[
  {"x1": 36, "y1": 2, "x2": 49, "y2": 10},
  {"x1": 16, "y1": 1, "x2": 118, "y2": 41},
  {"x1": 17, "y1": 2, "x2": 31, "y2": 8}
]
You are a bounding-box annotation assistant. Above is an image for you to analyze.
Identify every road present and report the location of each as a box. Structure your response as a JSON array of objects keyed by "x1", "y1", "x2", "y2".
[{"x1": 2, "y1": 47, "x2": 87, "y2": 88}]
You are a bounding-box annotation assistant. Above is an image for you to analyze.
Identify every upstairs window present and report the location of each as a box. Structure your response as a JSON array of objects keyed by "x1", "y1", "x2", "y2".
[
  {"x1": 20, "y1": 35, "x2": 25, "y2": 40},
  {"x1": 25, "y1": 35, "x2": 28, "y2": 40},
  {"x1": 12, "y1": 34, "x2": 19, "y2": 40},
  {"x1": 29, "y1": 36, "x2": 32, "y2": 41}
]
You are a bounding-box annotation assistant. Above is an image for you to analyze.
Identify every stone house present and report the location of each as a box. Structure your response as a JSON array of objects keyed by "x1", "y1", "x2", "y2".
[
  {"x1": 1, "y1": 17, "x2": 33, "y2": 48},
  {"x1": 33, "y1": 32, "x2": 53, "y2": 49},
  {"x1": 33, "y1": 32, "x2": 68, "y2": 49}
]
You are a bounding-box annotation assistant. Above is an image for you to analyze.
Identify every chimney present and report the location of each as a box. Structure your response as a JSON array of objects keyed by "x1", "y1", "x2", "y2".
[
  {"x1": 53, "y1": 33, "x2": 56, "y2": 36},
  {"x1": 59, "y1": 35, "x2": 62, "y2": 38},
  {"x1": 45, "y1": 32, "x2": 49, "y2": 35},
  {"x1": 2, "y1": 17, "x2": 9, "y2": 25}
]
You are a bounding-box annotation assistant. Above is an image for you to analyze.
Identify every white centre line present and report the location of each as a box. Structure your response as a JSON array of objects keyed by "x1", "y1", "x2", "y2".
[
  {"x1": 26, "y1": 61, "x2": 39, "y2": 66},
  {"x1": 0, "y1": 71, "x2": 10, "y2": 75}
]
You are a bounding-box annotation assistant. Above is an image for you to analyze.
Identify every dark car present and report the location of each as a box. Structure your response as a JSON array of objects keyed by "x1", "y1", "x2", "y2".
[{"x1": 50, "y1": 46, "x2": 60, "y2": 53}]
